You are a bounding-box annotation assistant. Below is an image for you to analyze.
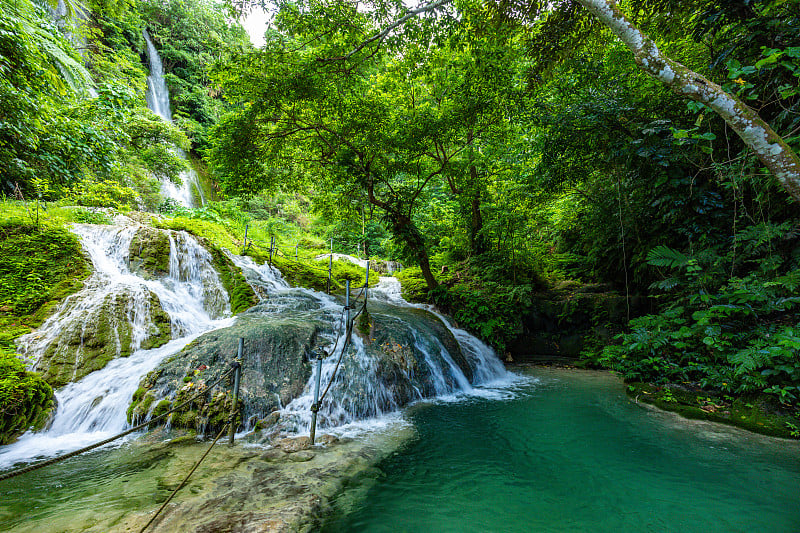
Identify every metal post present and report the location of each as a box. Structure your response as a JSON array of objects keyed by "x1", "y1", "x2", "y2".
[
  {"x1": 228, "y1": 339, "x2": 243, "y2": 446},
  {"x1": 327, "y1": 241, "x2": 333, "y2": 294},
  {"x1": 309, "y1": 355, "x2": 323, "y2": 445},
  {"x1": 295, "y1": 244, "x2": 298, "y2": 260},
  {"x1": 345, "y1": 280, "x2": 351, "y2": 333},
  {"x1": 364, "y1": 260, "x2": 370, "y2": 303},
  {"x1": 242, "y1": 223, "x2": 248, "y2": 254},
  {"x1": 269, "y1": 235, "x2": 274, "y2": 265}
]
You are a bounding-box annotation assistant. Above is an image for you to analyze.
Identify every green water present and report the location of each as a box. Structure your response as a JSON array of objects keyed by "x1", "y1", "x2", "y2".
[{"x1": 322, "y1": 368, "x2": 800, "y2": 533}]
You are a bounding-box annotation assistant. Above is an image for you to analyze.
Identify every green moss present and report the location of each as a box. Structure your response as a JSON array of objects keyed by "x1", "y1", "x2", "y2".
[
  {"x1": 0, "y1": 222, "x2": 88, "y2": 442},
  {"x1": 151, "y1": 399, "x2": 172, "y2": 420},
  {"x1": 0, "y1": 223, "x2": 91, "y2": 320},
  {"x1": 271, "y1": 255, "x2": 379, "y2": 294},
  {"x1": 204, "y1": 241, "x2": 257, "y2": 314},
  {"x1": 127, "y1": 391, "x2": 157, "y2": 424},
  {"x1": 128, "y1": 227, "x2": 171, "y2": 276},
  {"x1": 154, "y1": 216, "x2": 239, "y2": 252},
  {"x1": 626, "y1": 382, "x2": 799, "y2": 439},
  {"x1": 0, "y1": 348, "x2": 54, "y2": 444},
  {"x1": 394, "y1": 267, "x2": 428, "y2": 302},
  {"x1": 357, "y1": 308, "x2": 372, "y2": 337}
]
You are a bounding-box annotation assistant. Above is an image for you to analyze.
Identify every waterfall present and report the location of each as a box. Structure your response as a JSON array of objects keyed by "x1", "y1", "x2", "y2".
[
  {"x1": 1, "y1": 232, "x2": 514, "y2": 468},
  {"x1": 142, "y1": 29, "x2": 206, "y2": 208},
  {"x1": 230, "y1": 255, "x2": 515, "y2": 435},
  {"x1": 372, "y1": 276, "x2": 510, "y2": 386},
  {"x1": 0, "y1": 222, "x2": 233, "y2": 468}
]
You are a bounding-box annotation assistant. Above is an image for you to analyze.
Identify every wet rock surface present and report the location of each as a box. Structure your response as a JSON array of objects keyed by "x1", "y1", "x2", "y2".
[
  {"x1": 130, "y1": 310, "x2": 321, "y2": 433},
  {"x1": 35, "y1": 289, "x2": 172, "y2": 387}
]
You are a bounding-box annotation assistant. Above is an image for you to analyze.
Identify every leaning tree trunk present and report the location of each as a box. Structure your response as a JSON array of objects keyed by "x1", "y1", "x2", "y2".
[
  {"x1": 392, "y1": 214, "x2": 439, "y2": 290},
  {"x1": 576, "y1": 0, "x2": 800, "y2": 202}
]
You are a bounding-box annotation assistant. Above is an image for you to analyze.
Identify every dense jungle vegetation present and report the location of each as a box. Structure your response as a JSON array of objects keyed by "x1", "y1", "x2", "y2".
[{"x1": 1, "y1": 0, "x2": 798, "y2": 439}]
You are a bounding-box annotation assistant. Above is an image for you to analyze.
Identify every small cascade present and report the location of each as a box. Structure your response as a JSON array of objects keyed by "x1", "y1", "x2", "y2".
[
  {"x1": 143, "y1": 29, "x2": 206, "y2": 208},
  {"x1": 0, "y1": 223, "x2": 233, "y2": 468},
  {"x1": 227, "y1": 266, "x2": 514, "y2": 434},
  {"x1": 373, "y1": 276, "x2": 510, "y2": 385}
]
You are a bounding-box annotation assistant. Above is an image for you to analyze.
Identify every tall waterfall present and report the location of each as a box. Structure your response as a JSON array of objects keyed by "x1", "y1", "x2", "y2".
[{"x1": 143, "y1": 29, "x2": 206, "y2": 208}]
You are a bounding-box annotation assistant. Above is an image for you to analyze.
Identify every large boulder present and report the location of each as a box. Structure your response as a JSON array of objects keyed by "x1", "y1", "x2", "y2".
[
  {"x1": 128, "y1": 308, "x2": 320, "y2": 433},
  {"x1": 128, "y1": 226, "x2": 171, "y2": 278}
]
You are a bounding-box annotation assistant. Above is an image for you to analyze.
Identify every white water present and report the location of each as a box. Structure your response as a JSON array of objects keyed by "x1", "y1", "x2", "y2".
[
  {"x1": 2, "y1": 235, "x2": 514, "y2": 467},
  {"x1": 143, "y1": 29, "x2": 206, "y2": 208},
  {"x1": 373, "y1": 276, "x2": 514, "y2": 387},
  {"x1": 0, "y1": 223, "x2": 233, "y2": 468},
  {"x1": 225, "y1": 260, "x2": 518, "y2": 436}
]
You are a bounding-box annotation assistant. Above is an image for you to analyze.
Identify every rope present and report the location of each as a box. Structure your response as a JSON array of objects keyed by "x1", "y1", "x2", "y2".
[
  {"x1": 138, "y1": 423, "x2": 229, "y2": 533},
  {"x1": 0, "y1": 366, "x2": 235, "y2": 483},
  {"x1": 274, "y1": 248, "x2": 332, "y2": 273},
  {"x1": 314, "y1": 291, "x2": 369, "y2": 408}
]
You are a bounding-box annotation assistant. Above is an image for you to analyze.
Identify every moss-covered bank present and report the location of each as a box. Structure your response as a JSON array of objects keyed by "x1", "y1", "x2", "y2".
[
  {"x1": 627, "y1": 382, "x2": 800, "y2": 440},
  {"x1": 0, "y1": 223, "x2": 91, "y2": 443}
]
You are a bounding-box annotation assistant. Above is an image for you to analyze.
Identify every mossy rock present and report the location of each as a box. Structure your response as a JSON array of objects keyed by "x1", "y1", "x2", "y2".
[
  {"x1": 347, "y1": 301, "x2": 473, "y2": 407},
  {"x1": 201, "y1": 239, "x2": 257, "y2": 315},
  {"x1": 0, "y1": 350, "x2": 55, "y2": 444},
  {"x1": 128, "y1": 311, "x2": 319, "y2": 435},
  {"x1": 128, "y1": 226, "x2": 172, "y2": 278},
  {"x1": 35, "y1": 290, "x2": 172, "y2": 387}
]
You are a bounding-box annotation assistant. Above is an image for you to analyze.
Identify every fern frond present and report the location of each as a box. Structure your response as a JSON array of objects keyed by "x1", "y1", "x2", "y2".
[
  {"x1": 728, "y1": 345, "x2": 772, "y2": 375},
  {"x1": 646, "y1": 245, "x2": 690, "y2": 269}
]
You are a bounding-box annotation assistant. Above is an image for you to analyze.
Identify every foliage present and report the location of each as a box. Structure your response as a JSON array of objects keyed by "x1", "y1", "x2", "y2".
[
  {"x1": 0, "y1": 347, "x2": 54, "y2": 444},
  {"x1": 0, "y1": 223, "x2": 91, "y2": 317},
  {"x1": 594, "y1": 237, "x2": 800, "y2": 405}
]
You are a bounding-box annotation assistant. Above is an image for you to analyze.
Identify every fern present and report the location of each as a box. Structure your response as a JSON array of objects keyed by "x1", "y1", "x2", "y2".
[
  {"x1": 646, "y1": 245, "x2": 691, "y2": 269},
  {"x1": 728, "y1": 344, "x2": 773, "y2": 375},
  {"x1": 0, "y1": 0, "x2": 93, "y2": 95}
]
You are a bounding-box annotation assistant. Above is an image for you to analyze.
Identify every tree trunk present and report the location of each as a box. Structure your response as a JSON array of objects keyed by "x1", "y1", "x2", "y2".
[
  {"x1": 392, "y1": 214, "x2": 439, "y2": 290},
  {"x1": 466, "y1": 128, "x2": 487, "y2": 255},
  {"x1": 365, "y1": 177, "x2": 438, "y2": 290},
  {"x1": 576, "y1": 0, "x2": 800, "y2": 202},
  {"x1": 469, "y1": 189, "x2": 486, "y2": 255}
]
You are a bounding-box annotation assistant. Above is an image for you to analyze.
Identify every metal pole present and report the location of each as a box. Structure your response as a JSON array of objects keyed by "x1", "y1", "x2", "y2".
[
  {"x1": 242, "y1": 223, "x2": 248, "y2": 254},
  {"x1": 364, "y1": 260, "x2": 370, "y2": 304},
  {"x1": 327, "y1": 241, "x2": 333, "y2": 295},
  {"x1": 228, "y1": 339, "x2": 243, "y2": 446},
  {"x1": 345, "y1": 280, "x2": 350, "y2": 333},
  {"x1": 295, "y1": 244, "x2": 298, "y2": 260},
  {"x1": 309, "y1": 355, "x2": 323, "y2": 445},
  {"x1": 269, "y1": 236, "x2": 274, "y2": 265}
]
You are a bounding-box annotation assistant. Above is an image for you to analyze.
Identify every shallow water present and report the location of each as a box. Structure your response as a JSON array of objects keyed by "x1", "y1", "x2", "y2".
[{"x1": 323, "y1": 368, "x2": 800, "y2": 533}]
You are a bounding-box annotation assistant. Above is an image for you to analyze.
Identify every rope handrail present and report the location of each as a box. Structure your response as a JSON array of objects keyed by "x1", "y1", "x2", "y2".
[
  {"x1": 138, "y1": 423, "x2": 229, "y2": 533},
  {"x1": 313, "y1": 289, "x2": 369, "y2": 410},
  {"x1": 0, "y1": 366, "x2": 236, "y2": 483}
]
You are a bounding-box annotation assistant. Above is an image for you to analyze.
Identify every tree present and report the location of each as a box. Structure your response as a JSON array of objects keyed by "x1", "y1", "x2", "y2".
[
  {"x1": 574, "y1": 0, "x2": 800, "y2": 202},
  {"x1": 209, "y1": 1, "x2": 525, "y2": 288},
  {"x1": 333, "y1": 0, "x2": 800, "y2": 202}
]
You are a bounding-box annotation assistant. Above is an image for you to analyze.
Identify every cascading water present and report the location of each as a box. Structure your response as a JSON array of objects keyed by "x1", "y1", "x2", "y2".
[
  {"x1": 143, "y1": 29, "x2": 206, "y2": 208},
  {"x1": 372, "y1": 276, "x2": 509, "y2": 385},
  {"x1": 0, "y1": 221, "x2": 233, "y2": 468},
  {"x1": 229, "y1": 254, "x2": 515, "y2": 436},
  {"x1": 2, "y1": 239, "x2": 513, "y2": 468}
]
